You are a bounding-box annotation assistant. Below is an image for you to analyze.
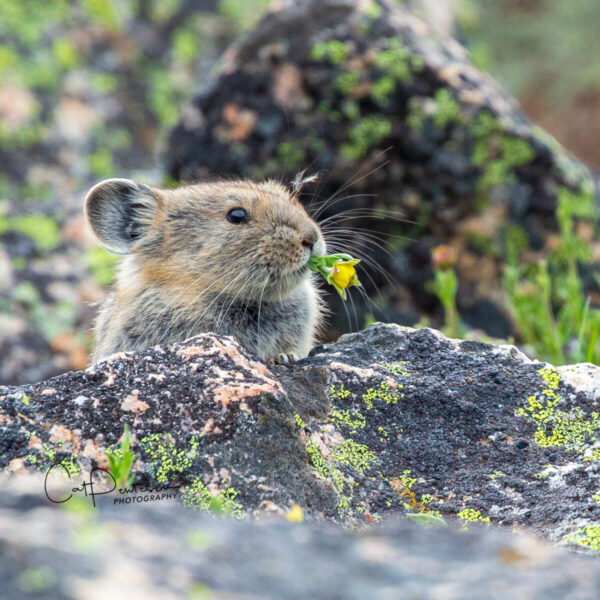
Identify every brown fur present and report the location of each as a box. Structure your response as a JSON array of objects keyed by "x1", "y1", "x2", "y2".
[{"x1": 85, "y1": 178, "x2": 326, "y2": 363}]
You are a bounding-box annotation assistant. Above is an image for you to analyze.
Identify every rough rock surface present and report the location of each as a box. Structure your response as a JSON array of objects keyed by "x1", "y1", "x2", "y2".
[
  {"x1": 1, "y1": 324, "x2": 600, "y2": 555},
  {"x1": 2, "y1": 474, "x2": 600, "y2": 600},
  {"x1": 166, "y1": 0, "x2": 600, "y2": 338}
]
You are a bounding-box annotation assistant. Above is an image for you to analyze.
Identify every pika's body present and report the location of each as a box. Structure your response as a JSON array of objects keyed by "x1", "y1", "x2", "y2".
[{"x1": 85, "y1": 179, "x2": 326, "y2": 363}]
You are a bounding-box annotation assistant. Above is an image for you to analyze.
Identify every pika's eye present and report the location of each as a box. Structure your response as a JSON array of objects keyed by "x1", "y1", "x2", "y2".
[{"x1": 227, "y1": 207, "x2": 250, "y2": 224}]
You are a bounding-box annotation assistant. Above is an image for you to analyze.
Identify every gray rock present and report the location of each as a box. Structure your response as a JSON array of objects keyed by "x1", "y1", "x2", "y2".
[
  {"x1": 1, "y1": 324, "x2": 600, "y2": 557},
  {"x1": 1, "y1": 473, "x2": 600, "y2": 599}
]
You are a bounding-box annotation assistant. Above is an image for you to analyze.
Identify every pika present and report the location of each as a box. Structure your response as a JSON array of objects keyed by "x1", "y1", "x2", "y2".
[{"x1": 84, "y1": 178, "x2": 326, "y2": 364}]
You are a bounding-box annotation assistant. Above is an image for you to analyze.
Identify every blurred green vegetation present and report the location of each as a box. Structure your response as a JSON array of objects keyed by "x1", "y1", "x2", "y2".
[
  {"x1": 0, "y1": 0, "x2": 269, "y2": 201},
  {"x1": 504, "y1": 185, "x2": 600, "y2": 364},
  {"x1": 428, "y1": 182, "x2": 600, "y2": 364},
  {"x1": 460, "y1": 0, "x2": 600, "y2": 102}
]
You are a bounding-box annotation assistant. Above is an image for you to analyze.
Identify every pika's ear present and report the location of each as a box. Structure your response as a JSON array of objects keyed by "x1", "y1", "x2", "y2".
[{"x1": 85, "y1": 179, "x2": 160, "y2": 254}]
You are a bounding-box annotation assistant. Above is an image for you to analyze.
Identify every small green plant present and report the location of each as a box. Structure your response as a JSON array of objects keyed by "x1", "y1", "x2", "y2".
[
  {"x1": 106, "y1": 424, "x2": 135, "y2": 489},
  {"x1": 504, "y1": 186, "x2": 600, "y2": 365},
  {"x1": 427, "y1": 245, "x2": 464, "y2": 339},
  {"x1": 406, "y1": 512, "x2": 448, "y2": 528}
]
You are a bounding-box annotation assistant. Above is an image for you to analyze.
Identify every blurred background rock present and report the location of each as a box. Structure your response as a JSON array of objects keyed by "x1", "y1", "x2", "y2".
[{"x1": 0, "y1": 0, "x2": 598, "y2": 384}]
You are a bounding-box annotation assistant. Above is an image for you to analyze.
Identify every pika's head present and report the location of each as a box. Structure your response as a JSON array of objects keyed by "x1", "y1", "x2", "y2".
[{"x1": 85, "y1": 178, "x2": 326, "y2": 302}]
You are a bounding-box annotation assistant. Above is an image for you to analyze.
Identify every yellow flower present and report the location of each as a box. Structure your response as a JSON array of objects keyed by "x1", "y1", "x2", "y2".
[
  {"x1": 307, "y1": 253, "x2": 362, "y2": 300},
  {"x1": 285, "y1": 504, "x2": 304, "y2": 522},
  {"x1": 327, "y1": 259, "x2": 361, "y2": 300}
]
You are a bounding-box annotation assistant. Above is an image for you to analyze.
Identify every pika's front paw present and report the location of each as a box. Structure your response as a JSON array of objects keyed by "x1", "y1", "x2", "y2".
[{"x1": 273, "y1": 352, "x2": 300, "y2": 364}]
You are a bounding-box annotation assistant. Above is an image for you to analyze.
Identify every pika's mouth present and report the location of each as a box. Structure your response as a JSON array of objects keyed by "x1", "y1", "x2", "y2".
[{"x1": 266, "y1": 262, "x2": 308, "y2": 293}]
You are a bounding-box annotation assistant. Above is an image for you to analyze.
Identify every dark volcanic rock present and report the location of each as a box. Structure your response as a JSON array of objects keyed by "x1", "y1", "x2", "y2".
[
  {"x1": 1, "y1": 324, "x2": 600, "y2": 555},
  {"x1": 2, "y1": 473, "x2": 600, "y2": 600},
  {"x1": 166, "y1": 0, "x2": 600, "y2": 339}
]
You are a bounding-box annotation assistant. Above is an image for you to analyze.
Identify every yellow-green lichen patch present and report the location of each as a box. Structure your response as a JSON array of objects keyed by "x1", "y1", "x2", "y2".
[
  {"x1": 330, "y1": 383, "x2": 351, "y2": 400},
  {"x1": 294, "y1": 413, "x2": 305, "y2": 430},
  {"x1": 59, "y1": 453, "x2": 81, "y2": 477},
  {"x1": 27, "y1": 436, "x2": 81, "y2": 478},
  {"x1": 306, "y1": 440, "x2": 344, "y2": 492},
  {"x1": 457, "y1": 508, "x2": 491, "y2": 529},
  {"x1": 488, "y1": 470, "x2": 506, "y2": 480},
  {"x1": 470, "y1": 112, "x2": 535, "y2": 199},
  {"x1": 584, "y1": 449, "x2": 600, "y2": 462},
  {"x1": 432, "y1": 88, "x2": 463, "y2": 128},
  {"x1": 331, "y1": 406, "x2": 365, "y2": 434},
  {"x1": 372, "y1": 36, "x2": 423, "y2": 85},
  {"x1": 533, "y1": 465, "x2": 554, "y2": 479},
  {"x1": 140, "y1": 433, "x2": 201, "y2": 484},
  {"x1": 377, "y1": 426, "x2": 388, "y2": 442},
  {"x1": 518, "y1": 368, "x2": 600, "y2": 449},
  {"x1": 379, "y1": 361, "x2": 410, "y2": 377},
  {"x1": 310, "y1": 39, "x2": 350, "y2": 64},
  {"x1": 21, "y1": 394, "x2": 30, "y2": 406},
  {"x1": 332, "y1": 439, "x2": 378, "y2": 476},
  {"x1": 182, "y1": 477, "x2": 244, "y2": 519},
  {"x1": 340, "y1": 116, "x2": 392, "y2": 161},
  {"x1": 362, "y1": 381, "x2": 402, "y2": 410},
  {"x1": 306, "y1": 436, "x2": 380, "y2": 519},
  {"x1": 391, "y1": 469, "x2": 443, "y2": 520},
  {"x1": 564, "y1": 525, "x2": 600, "y2": 552},
  {"x1": 399, "y1": 469, "x2": 417, "y2": 489},
  {"x1": 592, "y1": 494, "x2": 600, "y2": 503}
]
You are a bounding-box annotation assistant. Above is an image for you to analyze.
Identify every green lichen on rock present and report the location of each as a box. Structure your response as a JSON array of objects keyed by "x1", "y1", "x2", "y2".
[
  {"x1": 457, "y1": 509, "x2": 491, "y2": 529},
  {"x1": 140, "y1": 433, "x2": 201, "y2": 484},
  {"x1": 182, "y1": 477, "x2": 244, "y2": 519},
  {"x1": 379, "y1": 361, "x2": 410, "y2": 377},
  {"x1": 471, "y1": 112, "x2": 535, "y2": 197},
  {"x1": 306, "y1": 440, "x2": 345, "y2": 494},
  {"x1": 362, "y1": 380, "x2": 402, "y2": 410},
  {"x1": 533, "y1": 465, "x2": 553, "y2": 479},
  {"x1": 372, "y1": 36, "x2": 423, "y2": 84},
  {"x1": 311, "y1": 39, "x2": 350, "y2": 64},
  {"x1": 331, "y1": 406, "x2": 366, "y2": 434},
  {"x1": 564, "y1": 525, "x2": 600, "y2": 552},
  {"x1": 332, "y1": 439, "x2": 378, "y2": 476},
  {"x1": 334, "y1": 71, "x2": 360, "y2": 95},
  {"x1": 340, "y1": 115, "x2": 392, "y2": 160},
  {"x1": 330, "y1": 384, "x2": 351, "y2": 400},
  {"x1": 432, "y1": 88, "x2": 463, "y2": 128},
  {"x1": 518, "y1": 368, "x2": 600, "y2": 450}
]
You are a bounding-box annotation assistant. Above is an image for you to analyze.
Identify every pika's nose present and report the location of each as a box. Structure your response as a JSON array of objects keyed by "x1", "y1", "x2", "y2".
[{"x1": 301, "y1": 228, "x2": 318, "y2": 251}]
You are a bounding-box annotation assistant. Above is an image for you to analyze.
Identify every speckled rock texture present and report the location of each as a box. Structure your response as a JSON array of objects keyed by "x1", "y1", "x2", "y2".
[
  {"x1": 2, "y1": 474, "x2": 600, "y2": 600},
  {"x1": 166, "y1": 0, "x2": 600, "y2": 339},
  {"x1": 1, "y1": 323, "x2": 600, "y2": 555}
]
